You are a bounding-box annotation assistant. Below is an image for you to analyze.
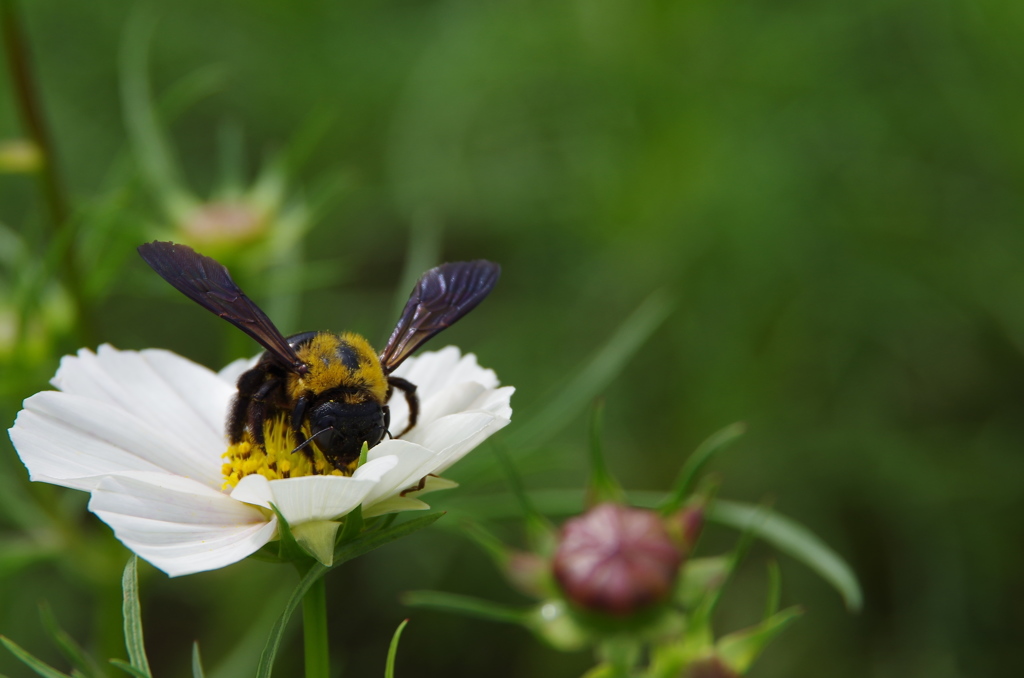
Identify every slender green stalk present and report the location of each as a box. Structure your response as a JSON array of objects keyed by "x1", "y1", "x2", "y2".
[
  {"x1": 302, "y1": 576, "x2": 329, "y2": 678},
  {"x1": 1, "y1": 0, "x2": 92, "y2": 344}
]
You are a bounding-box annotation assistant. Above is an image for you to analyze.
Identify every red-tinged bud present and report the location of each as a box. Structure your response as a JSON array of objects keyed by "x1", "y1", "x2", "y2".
[
  {"x1": 685, "y1": 656, "x2": 737, "y2": 678},
  {"x1": 553, "y1": 503, "x2": 683, "y2": 616},
  {"x1": 668, "y1": 502, "x2": 705, "y2": 555}
]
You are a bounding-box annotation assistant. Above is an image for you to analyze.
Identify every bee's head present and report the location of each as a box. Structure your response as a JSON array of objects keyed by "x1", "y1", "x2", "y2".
[{"x1": 307, "y1": 397, "x2": 390, "y2": 471}]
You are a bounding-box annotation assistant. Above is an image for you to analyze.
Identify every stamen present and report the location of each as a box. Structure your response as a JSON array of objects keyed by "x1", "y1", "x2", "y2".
[{"x1": 221, "y1": 413, "x2": 347, "y2": 489}]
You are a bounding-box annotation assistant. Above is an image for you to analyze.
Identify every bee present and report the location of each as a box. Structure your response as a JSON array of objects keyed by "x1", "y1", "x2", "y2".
[{"x1": 137, "y1": 241, "x2": 500, "y2": 471}]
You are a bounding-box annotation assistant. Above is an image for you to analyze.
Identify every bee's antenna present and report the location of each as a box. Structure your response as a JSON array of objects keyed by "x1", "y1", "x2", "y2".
[{"x1": 291, "y1": 427, "x2": 335, "y2": 455}]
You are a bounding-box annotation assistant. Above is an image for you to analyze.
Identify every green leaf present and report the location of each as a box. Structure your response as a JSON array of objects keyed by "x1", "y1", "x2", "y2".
[
  {"x1": 0, "y1": 635, "x2": 72, "y2": 678},
  {"x1": 586, "y1": 399, "x2": 625, "y2": 506},
  {"x1": 120, "y1": 557, "x2": 152, "y2": 678},
  {"x1": 108, "y1": 660, "x2": 149, "y2": 678},
  {"x1": 490, "y1": 290, "x2": 673, "y2": 455},
  {"x1": 192, "y1": 642, "x2": 205, "y2": 678},
  {"x1": 401, "y1": 591, "x2": 528, "y2": 625},
  {"x1": 384, "y1": 619, "x2": 408, "y2": 678},
  {"x1": 39, "y1": 602, "x2": 107, "y2": 678},
  {"x1": 268, "y1": 503, "x2": 310, "y2": 564},
  {"x1": 717, "y1": 606, "x2": 804, "y2": 673},
  {"x1": 709, "y1": 500, "x2": 863, "y2": 612},
  {"x1": 764, "y1": 561, "x2": 781, "y2": 620},
  {"x1": 256, "y1": 512, "x2": 445, "y2": 678},
  {"x1": 659, "y1": 422, "x2": 746, "y2": 514},
  {"x1": 119, "y1": 8, "x2": 190, "y2": 215}
]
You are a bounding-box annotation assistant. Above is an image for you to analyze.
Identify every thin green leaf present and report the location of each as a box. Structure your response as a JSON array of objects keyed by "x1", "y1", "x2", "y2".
[
  {"x1": 119, "y1": 8, "x2": 189, "y2": 211},
  {"x1": 120, "y1": 557, "x2": 151, "y2": 677},
  {"x1": 108, "y1": 660, "x2": 149, "y2": 678},
  {"x1": 39, "y1": 602, "x2": 107, "y2": 678},
  {"x1": 207, "y1": 588, "x2": 291, "y2": 678},
  {"x1": 659, "y1": 422, "x2": 746, "y2": 514},
  {"x1": 401, "y1": 591, "x2": 528, "y2": 625},
  {"x1": 503, "y1": 290, "x2": 673, "y2": 452},
  {"x1": 256, "y1": 512, "x2": 445, "y2": 678},
  {"x1": 586, "y1": 399, "x2": 625, "y2": 506},
  {"x1": 384, "y1": 619, "x2": 408, "y2": 678},
  {"x1": 710, "y1": 500, "x2": 863, "y2": 612},
  {"x1": 493, "y1": 447, "x2": 553, "y2": 550},
  {"x1": 392, "y1": 210, "x2": 442, "y2": 322},
  {"x1": 0, "y1": 636, "x2": 72, "y2": 678},
  {"x1": 191, "y1": 642, "x2": 205, "y2": 678},
  {"x1": 268, "y1": 503, "x2": 309, "y2": 564}
]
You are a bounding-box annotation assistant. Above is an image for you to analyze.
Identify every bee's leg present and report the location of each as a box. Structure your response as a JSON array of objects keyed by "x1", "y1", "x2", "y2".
[
  {"x1": 248, "y1": 379, "x2": 280, "y2": 448},
  {"x1": 387, "y1": 376, "x2": 419, "y2": 437},
  {"x1": 229, "y1": 369, "x2": 267, "y2": 443},
  {"x1": 291, "y1": 395, "x2": 312, "y2": 459}
]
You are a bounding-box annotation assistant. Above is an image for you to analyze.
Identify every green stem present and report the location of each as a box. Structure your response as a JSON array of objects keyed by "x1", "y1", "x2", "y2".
[
  {"x1": 0, "y1": 0, "x2": 93, "y2": 345},
  {"x1": 302, "y1": 575, "x2": 330, "y2": 678}
]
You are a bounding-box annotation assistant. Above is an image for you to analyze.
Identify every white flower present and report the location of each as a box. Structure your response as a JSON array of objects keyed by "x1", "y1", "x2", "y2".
[{"x1": 8, "y1": 344, "x2": 513, "y2": 576}]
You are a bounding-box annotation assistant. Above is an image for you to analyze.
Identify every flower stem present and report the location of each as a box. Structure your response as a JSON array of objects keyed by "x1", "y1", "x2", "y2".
[
  {"x1": 0, "y1": 0, "x2": 93, "y2": 345},
  {"x1": 302, "y1": 575, "x2": 330, "y2": 678}
]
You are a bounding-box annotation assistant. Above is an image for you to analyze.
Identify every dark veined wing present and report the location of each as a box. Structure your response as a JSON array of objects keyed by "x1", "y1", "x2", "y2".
[
  {"x1": 380, "y1": 260, "x2": 500, "y2": 373},
  {"x1": 138, "y1": 241, "x2": 305, "y2": 372}
]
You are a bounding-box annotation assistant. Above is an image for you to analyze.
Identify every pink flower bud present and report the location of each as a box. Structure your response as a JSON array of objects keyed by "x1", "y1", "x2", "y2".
[
  {"x1": 685, "y1": 656, "x2": 737, "y2": 678},
  {"x1": 668, "y1": 502, "x2": 705, "y2": 555},
  {"x1": 553, "y1": 503, "x2": 683, "y2": 616}
]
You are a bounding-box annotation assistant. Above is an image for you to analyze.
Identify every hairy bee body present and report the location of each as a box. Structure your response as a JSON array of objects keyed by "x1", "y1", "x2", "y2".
[
  {"x1": 230, "y1": 331, "x2": 393, "y2": 470},
  {"x1": 138, "y1": 240, "x2": 499, "y2": 472}
]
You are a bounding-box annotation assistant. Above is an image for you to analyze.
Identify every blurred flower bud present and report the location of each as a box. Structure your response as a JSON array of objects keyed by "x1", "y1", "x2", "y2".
[
  {"x1": 180, "y1": 200, "x2": 266, "y2": 246},
  {"x1": 685, "y1": 655, "x2": 737, "y2": 678},
  {"x1": 553, "y1": 503, "x2": 683, "y2": 616},
  {"x1": 0, "y1": 139, "x2": 42, "y2": 173}
]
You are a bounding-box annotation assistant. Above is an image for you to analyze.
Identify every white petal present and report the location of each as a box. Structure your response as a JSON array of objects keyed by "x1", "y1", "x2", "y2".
[
  {"x1": 49, "y1": 346, "x2": 232, "y2": 464},
  {"x1": 88, "y1": 472, "x2": 275, "y2": 577},
  {"x1": 361, "y1": 440, "x2": 437, "y2": 507},
  {"x1": 232, "y1": 455, "x2": 398, "y2": 525},
  {"x1": 404, "y1": 411, "x2": 512, "y2": 475},
  {"x1": 10, "y1": 392, "x2": 223, "y2": 491},
  {"x1": 387, "y1": 350, "x2": 499, "y2": 430}
]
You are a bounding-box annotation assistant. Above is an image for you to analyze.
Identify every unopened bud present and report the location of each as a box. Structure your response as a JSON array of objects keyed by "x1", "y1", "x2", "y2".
[
  {"x1": 553, "y1": 503, "x2": 682, "y2": 616},
  {"x1": 685, "y1": 656, "x2": 737, "y2": 678},
  {"x1": 505, "y1": 550, "x2": 550, "y2": 598},
  {"x1": 181, "y1": 201, "x2": 265, "y2": 244},
  {"x1": 668, "y1": 502, "x2": 705, "y2": 555}
]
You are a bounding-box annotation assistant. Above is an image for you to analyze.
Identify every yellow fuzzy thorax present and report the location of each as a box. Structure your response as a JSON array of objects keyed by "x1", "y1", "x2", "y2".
[
  {"x1": 287, "y1": 331, "x2": 388, "y2": 404},
  {"x1": 221, "y1": 412, "x2": 354, "y2": 489}
]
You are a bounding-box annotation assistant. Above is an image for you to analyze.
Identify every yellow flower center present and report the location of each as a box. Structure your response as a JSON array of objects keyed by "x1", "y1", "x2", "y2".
[{"x1": 221, "y1": 413, "x2": 351, "y2": 489}]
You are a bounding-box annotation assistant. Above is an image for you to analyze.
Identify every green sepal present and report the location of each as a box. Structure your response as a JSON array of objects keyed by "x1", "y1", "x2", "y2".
[
  {"x1": 676, "y1": 556, "x2": 730, "y2": 610},
  {"x1": 659, "y1": 422, "x2": 745, "y2": 515},
  {"x1": 0, "y1": 635, "x2": 73, "y2": 678},
  {"x1": 338, "y1": 504, "x2": 364, "y2": 545},
  {"x1": 716, "y1": 606, "x2": 803, "y2": 674},
  {"x1": 292, "y1": 520, "x2": 342, "y2": 567},
  {"x1": 384, "y1": 619, "x2": 409, "y2": 678},
  {"x1": 267, "y1": 503, "x2": 311, "y2": 565}
]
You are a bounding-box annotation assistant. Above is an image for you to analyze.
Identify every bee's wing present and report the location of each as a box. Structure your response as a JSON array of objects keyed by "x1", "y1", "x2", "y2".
[
  {"x1": 138, "y1": 241, "x2": 304, "y2": 371},
  {"x1": 379, "y1": 260, "x2": 501, "y2": 373}
]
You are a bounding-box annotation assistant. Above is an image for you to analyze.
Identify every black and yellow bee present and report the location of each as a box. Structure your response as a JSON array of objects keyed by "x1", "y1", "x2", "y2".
[{"x1": 137, "y1": 241, "x2": 500, "y2": 471}]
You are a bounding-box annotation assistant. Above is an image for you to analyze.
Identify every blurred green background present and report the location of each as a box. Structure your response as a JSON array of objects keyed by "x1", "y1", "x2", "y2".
[{"x1": 2, "y1": 0, "x2": 1023, "y2": 676}]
